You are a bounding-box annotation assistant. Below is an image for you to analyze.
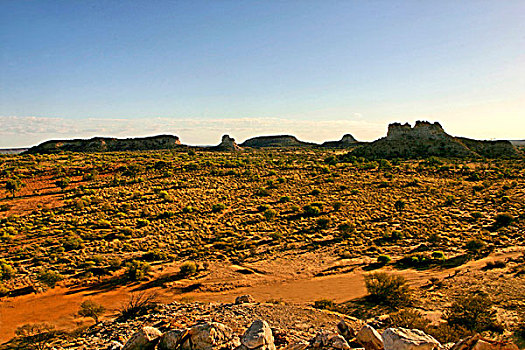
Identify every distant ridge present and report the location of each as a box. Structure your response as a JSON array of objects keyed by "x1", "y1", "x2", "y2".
[
  {"x1": 20, "y1": 121, "x2": 522, "y2": 158},
  {"x1": 352, "y1": 121, "x2": 520, "y2": 159}
]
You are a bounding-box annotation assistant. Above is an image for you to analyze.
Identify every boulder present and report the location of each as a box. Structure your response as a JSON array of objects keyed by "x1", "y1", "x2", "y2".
[
  {"x1": 158, "y1": 329, "x2": 187, "y2": 350},
  {"x1": 381, "y1": 328, "x2": 440, "y2": 350},
  {"x1": 449, "y1": 335, "x2": 518, "y2": 350},
  {"x1": 237, "y1": 320, "x2": 276, "y2": 350},
  {"x1": 336, "y1": 320, "x2": 355, "y2": 342},
  {"x1": 235, "y1": 294, "x2": 256, "y2": 304},
  {"x1": 356, "y1": 325, "x2": 384, "y2": 350},
  {"x1": 310, "y1": 330, "x2": 351, "y2": 350},
  {"x1": 189, "y1": 322, "x2": 236, "y2": 350},
  {"x1": 122, "y1": 326, "x2": 162, "y2": 350}
]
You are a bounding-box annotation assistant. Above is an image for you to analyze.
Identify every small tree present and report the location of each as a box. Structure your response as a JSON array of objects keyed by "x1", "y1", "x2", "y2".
[{"x1": 78, "y1": 300, "x2": 105, "y2": 323}]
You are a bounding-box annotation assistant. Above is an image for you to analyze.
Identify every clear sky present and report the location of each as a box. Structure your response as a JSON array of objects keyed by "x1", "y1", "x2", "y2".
[{"x1": 1, "y1": 1, "x2": 524, "y2": 147}]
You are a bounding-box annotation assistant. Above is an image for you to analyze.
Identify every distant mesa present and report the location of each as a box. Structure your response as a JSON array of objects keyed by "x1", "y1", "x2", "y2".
[
  {"x1": 239, "y1": 135, "x2": 316, "y2": 148},
  {"x1": 320, "y1": 134, "x2": 359, "y2": 148},
  {"x1": 352, "y1": 121, "x2": 520, "y2": 159},
  {"x1": 25, "y1": 135, "x2": 182, "y2": 154}
]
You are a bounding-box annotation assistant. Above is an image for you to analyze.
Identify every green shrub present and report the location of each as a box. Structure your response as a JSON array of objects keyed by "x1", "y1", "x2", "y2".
[
  {"x1": 377, "y1": 255, "x2": 391, "y2": 265},
  {"x1": 263, "y1": 209, "x2": 277, "y2": 221},
  {"x1": 124, "y1": 260, "x2": 151, "y2": 281},
  {"x1": 37, "y1": 269, "x2": 63, "y2": 288},
  {"x1": 279, "y1": 196, "x2": 291, "y2": 203},
  {"x1": 364, "y1": 272, "x2": 412, "y2": 308},
  {"x1": 493, "y1": 212, "x2": 514, "y2": 228},
  {"x1": 332, "y1": 201, "x2": 343, "y2": 211},
  {"x1": 313, "y1": 298, "x2": 337, "y2": 311},
  {"x1": 465, "y1": 239, "x2": 485, "y2": 255},
  {"x1": 179, "y1": 261, "x2": 197, "y2": 277},
  {"x1": 316, "y1": 217, "x2": 330, "y2": 229},
  {"x1": 303, "y1": 204, "x2": 321, "y2": 217},
  {"x1": 0, "y1": 259, "x2": 15, "y2": 280},
  {"x1": 212, "y1": 203, "x2": 226, "y2": 213},
  {"x1": 444, "y1": 291, "x2": 498, "y2": 332}
]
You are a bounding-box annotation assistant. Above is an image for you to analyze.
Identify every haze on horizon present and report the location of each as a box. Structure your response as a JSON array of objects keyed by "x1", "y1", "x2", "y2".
[{"x1": 1, "y1": 1, "x2": 524, "y2": 148}]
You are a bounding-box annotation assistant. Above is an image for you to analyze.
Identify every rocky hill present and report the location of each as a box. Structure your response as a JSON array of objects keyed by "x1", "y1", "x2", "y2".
[
  {"x1": 6, "y1": 298, "x2": 518, "y2": 350},
  {"x1": 320, "y1": 134, "x2": 359, "y2": 149},
  {"x1": 352, "y1": 121, "x2": 520, "y2": 159},
  {"x1": 209, "y1": 135, "x2": 242, "y2": 151},
  {"x1": 239, "y1": 135, "x2": 317, "y2": 148},
  {"x1": 25, "y1": 135, "x2": 182, "y2": 154}
]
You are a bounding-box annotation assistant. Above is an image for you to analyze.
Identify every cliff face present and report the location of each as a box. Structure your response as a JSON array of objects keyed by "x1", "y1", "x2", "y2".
[
  {"x1": 352, "y1": 121, "x2": 520, "y2": 159},
  {"x1": 26, "y1": 135, "x2": 181, "y2": 154},
  {"x1": 240, "y1": 135, "x2": 315, "y2": 148}
]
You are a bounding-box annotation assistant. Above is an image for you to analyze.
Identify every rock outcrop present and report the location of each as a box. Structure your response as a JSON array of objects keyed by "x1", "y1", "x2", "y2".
[
  {"x1": 240, "y1": 135, "x2": 316, "y2": 148},
  {"x1": 26, "y1": 135, "x2": 182, "y2": 154},
  {"x1": 212, "y1": 135, "x2": 241, "y2": 151},
  {"x1": 352, "y1": 121, "x2": 519, "y2": 159},
  {"x1": 321, "y1": 134, "x2": 359, "y2": 149},
  {"x1": 381, "y1": 327, "x2": 440, "y2": 350}
]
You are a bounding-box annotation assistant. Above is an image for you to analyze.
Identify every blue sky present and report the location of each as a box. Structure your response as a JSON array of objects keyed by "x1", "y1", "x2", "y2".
[{"x1": 1, "y1": 1, "x2": 524, "y2": 147}]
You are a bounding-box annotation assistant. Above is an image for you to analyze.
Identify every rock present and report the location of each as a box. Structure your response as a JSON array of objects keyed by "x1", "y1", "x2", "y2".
[
  {"x1": 310, "y1": 330, "x2": 351, "y2": 350},
  {"x1": 238, "y1": 320, "x2": 276, "y2": 350},
  {"x1": 107, "y1": 341, "x2": 123, "y2": 350},
  {"x1": 236, "y1": 294, "x2": 256, "y2": 304},
  {"x1": 158, "y1": 329, "x2": 187, "y2": 350},
  {"x1": 449, "y1": 335, "x2": 519, "y2": 350},
  {"x1": 381, "y1": 328, "x2": 440, "y2": 350},
  {"x1": 356, "y1": 325, "x2": 384, "y2": 350},
  {"x1": 122, "y1": 326, "x2": 162, "y2": 350},
  {"x1": 337, "y1": 320, "x2": 356, "y2": 342},
  {"x1": 189, "y1": 322, "x2": 236, "y2": 350},
  {"x1": 282, "y1": 340, "x2": 309, "y2": 350}
]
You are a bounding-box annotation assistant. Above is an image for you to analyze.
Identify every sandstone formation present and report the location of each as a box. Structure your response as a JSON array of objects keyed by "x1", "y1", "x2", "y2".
[
  {"x1": 352, "y1": 121, "x2": 519, "y2": 159},
  {"x1": 25, "y1": 135, "x2": 182, "y2": 154},
  {"x1": 240, "y1": 135, "x2": 316, "y2": 148}
]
